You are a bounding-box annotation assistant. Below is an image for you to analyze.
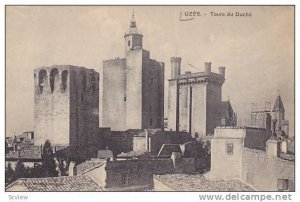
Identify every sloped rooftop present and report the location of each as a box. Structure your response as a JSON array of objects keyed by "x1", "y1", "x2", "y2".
[
  {"x1": 77, "y1": 159, "x2": 106, "y2": 175},
  {"x1": 6, "y1": 176, "x2": 102, "y2": 191},
  {"x1": 117, "y1": 150, "x2": 149, "y2": 159},
  {"x1": 154, "y1": 174, "x2": 254, "y2": 191}
]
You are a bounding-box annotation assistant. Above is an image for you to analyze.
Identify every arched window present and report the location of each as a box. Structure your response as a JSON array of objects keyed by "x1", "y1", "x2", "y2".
[
  {"x1": 38, "y1": 69, "x2": 47, "y2": 94},
  {"x1": 61, "y1": 70, "x2": 68, "y2": 92},
  {"x1": 50, "y1": 68, "x2": 59, "y2": 93}
]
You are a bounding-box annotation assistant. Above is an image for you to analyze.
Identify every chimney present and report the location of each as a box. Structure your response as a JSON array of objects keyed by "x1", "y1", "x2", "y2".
[
  {"x1": 204, "y1": 62, "x2": 212, "y2": 74},
  {"x1": 69, "y1": 161, "x2": 77, "y2": 176},
  {"x1": 281, "y1": 140, "x2": 288, "y2": 154},
  {"x1": 171, "y1": 57, "x2": 181, "y2": 79},
  {"x1": 266, "y1": 139, "x2": 280, "y2": 158},
  {"x1": 219, "y1": 66, "x2": 225, "y2": 78}
]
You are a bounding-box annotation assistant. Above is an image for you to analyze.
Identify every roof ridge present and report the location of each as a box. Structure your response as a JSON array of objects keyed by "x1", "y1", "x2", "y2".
[{"x1": 78, "y1": 161, "x2": 107, "y2": 175}]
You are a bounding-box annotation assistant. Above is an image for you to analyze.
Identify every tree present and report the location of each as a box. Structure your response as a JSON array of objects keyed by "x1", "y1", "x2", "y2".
[
  {"x1": 42, "y1": 140, "x2": 58, "y2": 177},
  {"x1": 15, "y1": 160, "x2": 28, "y2": 178},
  {"x1": 56, "y1": 156, "x2": 69, "y2": 176},
  {"x1": 5, "y1": 163, "x2": 17, "y2": 185},
  {"x1": 184, "y1": 139, "x2": 211, "y2": 173}
]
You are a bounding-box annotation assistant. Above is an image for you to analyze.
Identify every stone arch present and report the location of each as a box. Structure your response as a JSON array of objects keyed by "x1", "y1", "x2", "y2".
[
  {"x1": 50, "y1": 68, "x2": 59, "y2": 93},
  {"x1": 61, "y1": 70, "x2": 68, "y2": 92},
  {"x1": 38, "y1": 69, "x2": 47, "y2": 93}
]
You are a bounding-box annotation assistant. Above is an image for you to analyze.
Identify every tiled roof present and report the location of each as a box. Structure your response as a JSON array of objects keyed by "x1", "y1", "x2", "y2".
[
  {"x1": 6, "y1": 176, "x2": 102, "y2": 191},
  {"x1": 77, "y1": 160, "x2": 106, "y2": 175},
  {"x1": 5, "y1": 150, "x2": 19, "y2": 159},
  {"x1": 5, "y1": 145, "x2": 42, "y2": 160},
  {"x1": 154, "y1": 174, "x2": 255, "y2": 191},
  {"x1": 117, "y1": 150, "x2": 149, "y2": 159},
  {"x1": 20, "y1": 145, "x2": 42, "y2": 159}
]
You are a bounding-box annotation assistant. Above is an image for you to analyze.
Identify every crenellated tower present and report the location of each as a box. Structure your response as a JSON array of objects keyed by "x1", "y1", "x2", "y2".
[{"x1": 168, "y1": 59, "x2": 233, "y2": 138}]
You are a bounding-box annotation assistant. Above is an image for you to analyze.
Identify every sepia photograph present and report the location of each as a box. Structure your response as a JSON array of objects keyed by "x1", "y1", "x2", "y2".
[{"x1": 4, "y1": 5, "x2": 295, "y2": 193}]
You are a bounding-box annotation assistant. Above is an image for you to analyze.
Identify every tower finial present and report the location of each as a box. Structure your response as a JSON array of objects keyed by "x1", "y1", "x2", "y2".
[
  {"x1": 277, "y1": 89, "x2": 280, "y2": 96},
  {"x1": 129, "y1": 8, "x2": 137, "y2": 30}
]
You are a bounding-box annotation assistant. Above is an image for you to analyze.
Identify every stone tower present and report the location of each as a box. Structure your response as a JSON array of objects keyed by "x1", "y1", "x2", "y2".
[
  {"x1": 168, "y1": 59, "x2": 231, "y2": 138},
  {"x1": 102, "y1": 12, "x2": 165, "y2": 131},
  {"x1": 34, "y1": 65, "x2": 99, "y2": 158}
]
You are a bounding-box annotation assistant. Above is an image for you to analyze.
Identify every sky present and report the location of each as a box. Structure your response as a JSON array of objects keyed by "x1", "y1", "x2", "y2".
[{"x1": 6, "y1": 6, "x2": 294, "y2": 136}]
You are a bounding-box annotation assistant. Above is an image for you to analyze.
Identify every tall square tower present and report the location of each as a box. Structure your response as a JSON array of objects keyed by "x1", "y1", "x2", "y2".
[
  {"x1": 102, "y1": 13, "x2": 164, "y2": 131},
  {"x1": 34, "y1": 65, "x2": 99, "y2": 157}
]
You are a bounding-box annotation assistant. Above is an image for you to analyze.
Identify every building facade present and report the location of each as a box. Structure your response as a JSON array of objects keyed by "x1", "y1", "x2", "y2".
[
  {"x1": 34, "y1": 65, "x2": 99, "y2": 157},
  {"x1": 102, "y1": 13, "x2": 165, "y2": 131},
  {"x1": 209, "y1": 127, "x2": 294, "y2": 191},
  {"x1": 168, "y1": 59, "x2": 235, "y2": 138}
]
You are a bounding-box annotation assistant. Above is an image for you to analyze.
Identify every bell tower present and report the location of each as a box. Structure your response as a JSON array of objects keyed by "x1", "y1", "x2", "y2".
[{"x1": 124, "y1": 10, "x2": 143, "y2": 55}]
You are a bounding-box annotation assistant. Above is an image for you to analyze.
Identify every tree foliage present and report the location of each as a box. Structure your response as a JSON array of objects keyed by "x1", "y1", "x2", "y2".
[
  {"x1": 184, "y1": 139, "x2": 211, "y2": 173},
  {"x1": 42, "y1": 140, "x2": 58, "y2": 177},
  {"x1": 5, "y1": 163, "x2": 17, "y2": 185}
]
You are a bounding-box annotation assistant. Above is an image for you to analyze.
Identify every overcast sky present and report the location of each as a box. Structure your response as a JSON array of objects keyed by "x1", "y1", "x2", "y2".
[{"x1": 6, "y1": 6, "x2": 294, "y2": 136}]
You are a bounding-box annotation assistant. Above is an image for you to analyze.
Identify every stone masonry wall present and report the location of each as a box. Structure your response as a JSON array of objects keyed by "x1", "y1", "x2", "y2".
[
  {"x1": 105, "y1": 160, "x2": 153, "y2": 190},
  {"x1": 142, "y1": 57, "x2": 165, "y2": 129},
  {"x1": 167, "y1": 80, "x2": 177, "y2": 131},
  {"x1": 241, "y1": 148, "x2": 294, "y2": 191},
  {"x1": 102, "y1": 58, "x2": 126, "y2": 131},
  {"x1": 34, "y1": 65, "x2": 99, "y2": 159},
  {"x1": 34, "y1": 66, "x2": 70, "y2": 146}
]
